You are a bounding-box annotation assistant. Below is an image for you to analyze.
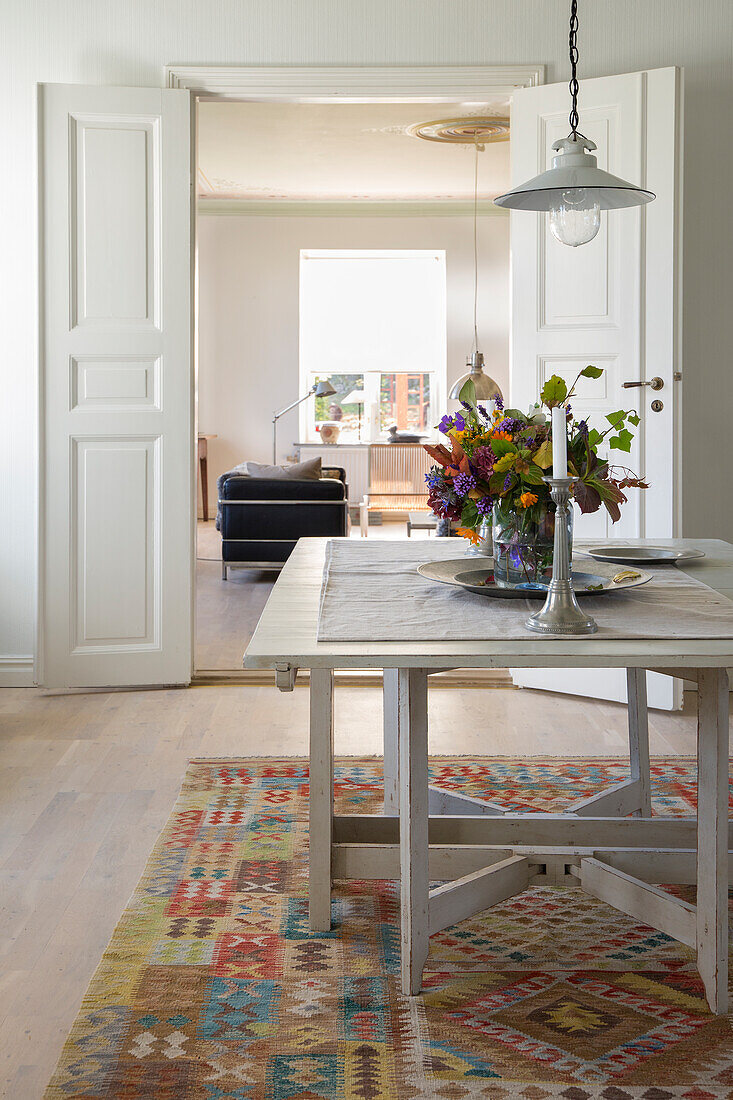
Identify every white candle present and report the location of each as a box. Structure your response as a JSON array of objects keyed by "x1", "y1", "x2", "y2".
[{"x1": 552, "y1": 406, "x2": 567, "y2": 477}]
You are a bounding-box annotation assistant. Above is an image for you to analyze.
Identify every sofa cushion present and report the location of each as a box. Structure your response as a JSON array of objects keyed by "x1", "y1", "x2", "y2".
[
  {"x1": 221, "y1": 476, "x2": 345, "y2": 502},
  {"x1": 246, "y1": 458, "x2": 322, "y2": 480}
]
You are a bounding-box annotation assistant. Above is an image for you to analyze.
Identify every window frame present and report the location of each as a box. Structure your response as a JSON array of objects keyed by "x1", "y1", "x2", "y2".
[{"x1": 299, "y1": 248, "x2": 446, "y2": 444}]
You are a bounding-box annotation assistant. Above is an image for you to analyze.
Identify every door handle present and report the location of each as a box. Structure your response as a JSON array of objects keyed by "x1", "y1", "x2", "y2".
[{"x1": 622, "y1": 377, "x2": 664, "y2": 391}]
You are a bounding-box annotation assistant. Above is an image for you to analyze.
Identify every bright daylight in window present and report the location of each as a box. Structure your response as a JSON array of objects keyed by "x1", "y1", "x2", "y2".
[{"x1": 299, "y1": 250, "x2": 446, "y2": 443}]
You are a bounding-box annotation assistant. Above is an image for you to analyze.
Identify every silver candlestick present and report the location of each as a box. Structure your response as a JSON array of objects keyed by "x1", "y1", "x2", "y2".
[{"x1": 526, "y1": 477, "x2": 598, "y2": 635}]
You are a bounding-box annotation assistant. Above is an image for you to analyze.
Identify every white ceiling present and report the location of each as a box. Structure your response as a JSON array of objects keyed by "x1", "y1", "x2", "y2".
[{"x1": 197, "y1": 100, "x2": 511, "y2": 202}]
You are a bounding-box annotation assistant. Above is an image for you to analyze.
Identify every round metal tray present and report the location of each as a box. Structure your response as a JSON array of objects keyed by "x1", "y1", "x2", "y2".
[
  {"x1": 416, "y1": 555, "x2": 653, "y2": 599},
  {"x1": 585, "y1": 545, "x2": 705, "y2": 565}
]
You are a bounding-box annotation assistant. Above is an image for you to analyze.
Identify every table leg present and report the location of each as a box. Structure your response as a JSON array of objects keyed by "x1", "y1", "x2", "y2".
[
  {"x1": 309, "y1": 667, "x2": 334, "y2": 932},
  {"x1": 383, "y1": 669, "x2": 399, "y2": 816},
  {"x1": 696, "y1": 667, "x2": 729, "y2": 1014},
  {"x1": 627, "y1": 668, "x2": 652, "y2": 817},
  {"x1": 570, "y1": 667, "x2": 653, "y2": 818},
  {"x1": 398, "y1": 667, "x2": 430, "y2": 996}
]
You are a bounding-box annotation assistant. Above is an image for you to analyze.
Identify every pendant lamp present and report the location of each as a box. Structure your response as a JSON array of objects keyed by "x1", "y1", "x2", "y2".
[
  {"x1": 494, "y1": 0, "x2": 655, "y2": 245},
  {"x1": 411, "y1": 116, "x2": 505, "y2": 402},
  {"x1": 450, "y1": 138, "x2": 502, "y2": 402}
]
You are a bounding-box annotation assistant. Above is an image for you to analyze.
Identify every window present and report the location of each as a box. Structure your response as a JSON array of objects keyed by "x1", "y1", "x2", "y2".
[{"x1": 300, "y1": 250, "x2": 446, "y2": 442}]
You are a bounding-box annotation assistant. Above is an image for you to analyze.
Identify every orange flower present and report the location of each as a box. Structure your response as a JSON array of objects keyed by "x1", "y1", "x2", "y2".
[
  {"x1": 518, "y1": 492, "x2": 538, "y2": 508},
  {"x1": 491, "y1": 430, "x2": 513, "y2": 442},
  {"x1": 456, "y1": 526, "x2": 482, "y2": 546}
]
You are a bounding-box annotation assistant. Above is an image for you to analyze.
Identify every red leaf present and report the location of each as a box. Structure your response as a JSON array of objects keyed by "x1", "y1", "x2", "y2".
[
  {"x1": 572, "y1": 479, "x2": 601, "y2": 515},
  {"x1": 423, "y1": 443, "x2": 452, "y2": 467}
]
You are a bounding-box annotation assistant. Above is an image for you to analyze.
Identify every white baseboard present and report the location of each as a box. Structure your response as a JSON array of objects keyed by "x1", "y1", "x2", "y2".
[{"x1": 0, "y1": 657, "x2": 36, "y2": 687}]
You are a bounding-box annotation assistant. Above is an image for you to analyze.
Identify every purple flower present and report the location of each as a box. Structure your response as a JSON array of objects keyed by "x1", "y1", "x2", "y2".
[
  {"x1": 577, "y1": 419, "x2": 589, "y2": 438},
  {"x1": 453, "y1": 472, "x2": 476, "y2": 497},
  {"x1": 438, "y1": 414, "x2": 453, "y2": 435},
  {"x1": 503, "y1": 472, "x2": 513, "y2": 491},
  {"x1": 472, "y1": 445, "x2": 495, "y2": 480},
  {"x1": 478, "y1": 404, "x2": 489, "y2": 419},
  {"x1": 454, "y1": 413, "x2": 466, "y2": 432},
  {"x1": 428, "y1": 487, "x2": 462, "y2": 520},
  {"x1": 476, "y1": 496, "x2": 492, "y2": 516},
  {"x1": 425, "y1": 471, "x2": 444, "y2": 490},
  {"x1": 509, "y1": 546, "x2": 525, "y2": 568},
  {"x1": 497, "y1": 417, "x2": 526, "y2": 435},
  {"x1": 494, "y1": 393, "x2": 504, "y2": 411}
]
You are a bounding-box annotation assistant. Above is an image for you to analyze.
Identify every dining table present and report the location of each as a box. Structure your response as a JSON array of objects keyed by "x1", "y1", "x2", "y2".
[{"x1": 243, "y1": 536, "x2": 733, "y2": 1014}]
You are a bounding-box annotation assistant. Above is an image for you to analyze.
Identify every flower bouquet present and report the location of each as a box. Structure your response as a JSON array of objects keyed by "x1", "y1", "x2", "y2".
[{"x1": 423, "y1": 366, "x2": 648, "y2": 587}]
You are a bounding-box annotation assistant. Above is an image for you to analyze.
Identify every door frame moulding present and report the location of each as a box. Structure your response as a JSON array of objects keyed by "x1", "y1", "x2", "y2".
[
  {"x1": 167, "y1": 64, "x2": 544, "y2": 684},
  {"x1": 166, "y1": 65, "x2": 545, "y2": 100}
]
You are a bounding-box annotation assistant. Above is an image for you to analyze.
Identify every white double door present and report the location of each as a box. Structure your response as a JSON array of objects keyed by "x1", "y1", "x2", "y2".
[
  {"x1": 509, "y1": 68, "x2": 682, "y2": 709},
  {"x1": 39, "y1": 84, "x2": 194, "y2": 688},
  {"x1": 39, "y1": 69, "x2": 681, "y2": 698}
]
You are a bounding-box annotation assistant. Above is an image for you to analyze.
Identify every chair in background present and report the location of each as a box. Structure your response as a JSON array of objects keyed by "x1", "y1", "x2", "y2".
[{"x1": 219, "y1": 467, "x2": 348, "y2": 577}]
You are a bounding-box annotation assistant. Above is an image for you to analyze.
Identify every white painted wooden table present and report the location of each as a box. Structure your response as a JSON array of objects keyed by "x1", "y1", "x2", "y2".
[{"x1": 244, "y1": 537, "x2": 733, "y2": 1014}]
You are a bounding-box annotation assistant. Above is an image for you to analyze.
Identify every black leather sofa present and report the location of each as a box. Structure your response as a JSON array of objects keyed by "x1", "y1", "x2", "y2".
[{"x1": 219, "y1": 467, "x2": 348, "y2": 577}]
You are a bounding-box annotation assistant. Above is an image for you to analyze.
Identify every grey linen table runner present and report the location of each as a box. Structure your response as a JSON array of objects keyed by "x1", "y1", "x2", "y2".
[{"x1": 316, "y1": 540, "x2": 733, "y2": 642}]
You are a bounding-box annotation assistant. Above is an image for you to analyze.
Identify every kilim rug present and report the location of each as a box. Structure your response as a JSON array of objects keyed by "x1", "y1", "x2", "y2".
[{"x1": 45, "y1": 758, "x2": 733, "y2": 1100}]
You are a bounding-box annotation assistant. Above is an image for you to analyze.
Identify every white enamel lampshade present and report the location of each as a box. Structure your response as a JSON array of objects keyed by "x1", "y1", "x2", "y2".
[{"x1": 494, "y1": 136, "x2": 655, "y2": 212}]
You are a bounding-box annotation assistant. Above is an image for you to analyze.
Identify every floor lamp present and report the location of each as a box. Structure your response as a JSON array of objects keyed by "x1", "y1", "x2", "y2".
[{"x1": 272, "y1": 379, "x2": 336, "y2": 463}]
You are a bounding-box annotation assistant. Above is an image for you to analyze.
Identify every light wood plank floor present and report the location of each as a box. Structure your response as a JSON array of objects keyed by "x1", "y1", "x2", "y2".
[
  {"x1": 0, "y1": 681, "x2": 726, "y2": 1097},
  {"x1": 195, "y1": 517, "x2": 434, "y2": 671}
]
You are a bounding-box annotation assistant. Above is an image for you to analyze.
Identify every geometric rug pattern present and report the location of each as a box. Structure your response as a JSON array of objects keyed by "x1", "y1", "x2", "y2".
[{"x1": 44, "y1": 757, "x2": 733, "y2": 1099}]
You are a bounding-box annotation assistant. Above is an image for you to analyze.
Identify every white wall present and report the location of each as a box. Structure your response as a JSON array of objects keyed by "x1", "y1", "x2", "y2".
[
  {"x1": 4, "y1": 0, "x2": 733, "y2": 678},
  {"x1": 196, "y1": 212, "x2": 509, "y2": 501}
]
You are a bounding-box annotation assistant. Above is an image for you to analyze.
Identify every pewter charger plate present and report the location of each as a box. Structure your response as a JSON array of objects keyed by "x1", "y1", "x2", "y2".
[
  {"x1": 417, "y1": 556, "x2": 653, "y2": 599},
  {"x1": 585, "y1": 545, "x2": 705, "y2": 565}
]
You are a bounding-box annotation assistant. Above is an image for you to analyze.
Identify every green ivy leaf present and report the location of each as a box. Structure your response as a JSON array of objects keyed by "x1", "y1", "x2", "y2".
[
  {"x1": 533, "y1": 439, "x2": 554, "y2": 469},
  {"x1": 458, "y1": 378, "x2": 477, "y2": 408},
  {"x1": 461, "y1": 499, "x2": 478, "y2": 527},
  {"x1": 609, "y1": 429, "x2": 633, "y2": 453},
  {"x1": 488, "y1": 438, "x2": 517, "y2": 458},
  {"x1": 587, "y1": 428, "x2": 603, "y2": 448},
  {"x1": 492, "y1": 453, "x2": 516, "y2": 474},
  {"x1": 627, "y1": 412, "x2": 641, "y2": 427},
  {"x1": 489, "y1": 470, "x2": 511, "y2": 494},
  {"x1": 540, "y1": 375, "x2": 568, "y2": 408},
  {"x1": 523, "y1": 463, "x2": 545, "y2": 485},
  {"x1": 606, "y1": 409, "x2": 627, "y2": 429},
  {"x1": 580, "y1": 364, "x2": 604, "y2": 379}
]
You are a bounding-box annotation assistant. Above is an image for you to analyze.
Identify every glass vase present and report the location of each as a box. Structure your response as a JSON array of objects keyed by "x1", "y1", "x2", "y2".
[
  {"x1": 492, "y1": 501, "x2": 573, "y2": 589},
  {"x1": 464, "y1": 517, "x2": 492, "y2": 556}
]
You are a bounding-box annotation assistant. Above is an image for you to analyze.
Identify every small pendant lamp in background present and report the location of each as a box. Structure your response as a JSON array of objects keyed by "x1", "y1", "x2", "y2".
[
  {"x1": 410, "y1": 116, "x2": 505, "y2": 407},
  {"x1": 450, "y1": 136, "x2": 503, "y2": 404},
  {"x1": 494, "y1": 0, "x2": 655, "y2": 245}
]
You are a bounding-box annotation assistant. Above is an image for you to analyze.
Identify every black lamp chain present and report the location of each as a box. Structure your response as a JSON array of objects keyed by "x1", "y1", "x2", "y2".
[{"x1": 568, "y1": 0, "x2": 580, "y2": 138}]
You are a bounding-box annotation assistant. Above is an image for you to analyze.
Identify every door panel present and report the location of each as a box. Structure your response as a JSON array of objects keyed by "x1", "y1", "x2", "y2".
[
  {"x1": 509, "y1": 69, "x2": 682, "y2": 708},
  {"x1": 40, "y1": 84, "x2": 193, "y2": 688}
]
